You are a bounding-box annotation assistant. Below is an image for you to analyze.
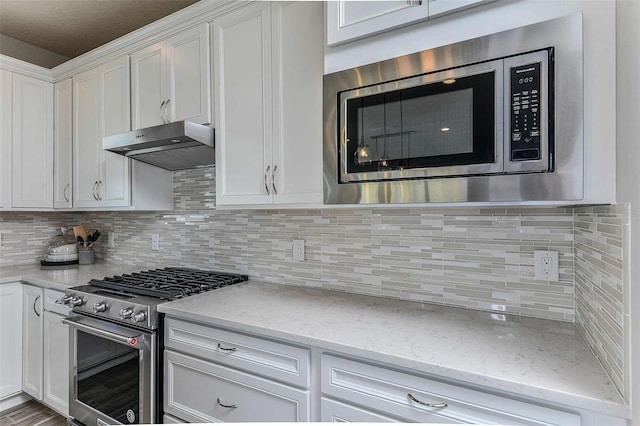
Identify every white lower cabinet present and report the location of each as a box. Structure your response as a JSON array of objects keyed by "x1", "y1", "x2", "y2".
[
  {"x1": 321, "y1": 354, "x2": 580, "y2": 425},
  {"x1": 42, "y1": 288, "x2": 70, "y2": 416},
  {"x1": 22, "y1": 285, "x2": 43, "y2": 400},
  {"x1": 164, "y1": 350, "x2": 310, "y2": 422},
  {"x1": 0, "y1": 284, "x2": 23, "y2": 400},
  {"x1": 321, "y1": 397, "x2": 403, "y2": 422}
]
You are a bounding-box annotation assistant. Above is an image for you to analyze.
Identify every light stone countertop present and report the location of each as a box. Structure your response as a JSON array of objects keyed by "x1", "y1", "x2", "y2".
[
  {"x1": 0, "y1": 263, "x2": 149, "y2": 292},
  {"x1": 1, "y1": 264, "x2": 629, "y2": 418},
  {"x1": 158, "y1": 281, "x2": 629, "y2": 419}
]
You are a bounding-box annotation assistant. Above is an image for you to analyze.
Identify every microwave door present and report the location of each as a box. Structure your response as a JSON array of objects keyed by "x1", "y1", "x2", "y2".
[{"x1": 339, "y1": 59, "x2": 504, "y2": 183}]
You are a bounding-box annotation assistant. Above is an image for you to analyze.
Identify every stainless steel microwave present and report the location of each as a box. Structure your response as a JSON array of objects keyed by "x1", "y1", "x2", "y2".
[{"x1": 323, "y1": 14, "x2": 584, "y2": 205}]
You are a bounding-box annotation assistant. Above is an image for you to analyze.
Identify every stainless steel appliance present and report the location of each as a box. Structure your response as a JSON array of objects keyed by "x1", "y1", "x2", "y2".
[
  {"x1": 62, "y1": 267, "x2": 248, "y2": 425},
  {"x1": 323, "y1": 14, "x2": 583, "y2": 204},
  {"x1": 103, "y1": 120, "x2": 214, "y2": 171}
]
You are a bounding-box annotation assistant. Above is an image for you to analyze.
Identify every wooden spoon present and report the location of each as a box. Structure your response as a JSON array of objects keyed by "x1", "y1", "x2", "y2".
[{"x1": 73, "y1": 225, "x2": 88, "y2": 247}]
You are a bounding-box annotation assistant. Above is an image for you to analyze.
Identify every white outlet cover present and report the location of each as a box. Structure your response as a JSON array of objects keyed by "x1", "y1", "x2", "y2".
[
  {"x1": 151, "y1": 234, "x2": 160, "y2": 251},
  {"x1": 293, "y1": 239, "x2": 305, "y2": 261},
  {"x1": 534, "y1": 250, "x2": 559, "y2": 281}
]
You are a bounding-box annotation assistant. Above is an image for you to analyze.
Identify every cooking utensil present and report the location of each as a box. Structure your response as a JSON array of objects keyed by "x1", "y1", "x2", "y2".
[
  {"x1": 86, "y1": 230, "x2": 101, "y2": 248},
  {"x1": 73, "y1": 225, "x2": 88, "y2": 247}
]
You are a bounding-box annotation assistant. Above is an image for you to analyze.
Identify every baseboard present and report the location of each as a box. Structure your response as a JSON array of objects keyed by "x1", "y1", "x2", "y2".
[{"x1": 0, "y1": 393, "x2": 32, "y2": 415}]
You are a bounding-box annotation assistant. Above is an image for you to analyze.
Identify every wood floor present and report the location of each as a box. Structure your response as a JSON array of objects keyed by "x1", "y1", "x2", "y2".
[{"x1": 0, "y1": 400, "x2": 66, "y2": 426}]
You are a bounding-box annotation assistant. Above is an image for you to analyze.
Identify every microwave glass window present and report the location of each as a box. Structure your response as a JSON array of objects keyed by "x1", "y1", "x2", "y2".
[
  {"x1": 345, "y1": 71, "x2": 495, "y2": 175},
  {"x1": 76, "y1": 331, "x2": 140, "y2": 424}
]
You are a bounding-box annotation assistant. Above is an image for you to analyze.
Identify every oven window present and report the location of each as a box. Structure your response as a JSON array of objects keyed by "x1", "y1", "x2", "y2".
[
  {"x1": 345, "y1": 71, "x2": 495, "y2": 175},
  {"x1": 76, "y1": 331, "x2": 140, "y2": 424}
]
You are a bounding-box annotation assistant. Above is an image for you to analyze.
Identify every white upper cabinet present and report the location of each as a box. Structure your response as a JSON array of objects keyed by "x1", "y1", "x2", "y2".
[
  {"x1": 11, "y1": 73, "x2": 53, "y2": 208},
  {"x1": 73, "y1": 56, "x2": 130, "y2": 208},
  {"x1": 214, "y1": 1, "x2": 323, "y2": 207},
  {"x1": 131, "y1": 23, "x2": 211, "y2": 129},
  {"x1": 327, "y1": 0, "x2": 493, "y2": 46},
  {"x1": 54, "y1": 78, "x2": 73, "y2": 209},
  {"x1": 0, "y1": 70, "x2": 11, "y2": 209}
]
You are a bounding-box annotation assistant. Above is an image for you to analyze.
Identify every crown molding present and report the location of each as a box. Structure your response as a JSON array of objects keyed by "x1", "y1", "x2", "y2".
[
  {"x1": 0, "y1": 55, "x2": 54, "y2": 82},
  {"x1": 51, "y1": 0, "x2": 248, "y2": 80}
]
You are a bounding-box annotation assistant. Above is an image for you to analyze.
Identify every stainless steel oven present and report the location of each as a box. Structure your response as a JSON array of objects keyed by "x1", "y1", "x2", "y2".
[
  {"x1": 61, "y1": 268, "x2": 248, "y2": 426},
  {"x1": 64, "y1": 314, "x2": 156, "y2": 426},
  {"x1": 323, "y1": 14, "x2": 584, "y2": 204}
]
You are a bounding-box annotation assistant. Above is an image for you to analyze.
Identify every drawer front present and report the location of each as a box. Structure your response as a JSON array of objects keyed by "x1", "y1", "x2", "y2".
[
  {"x1": 165, "y1": 318, "x2": 310, "y2": 387},
  {"x1": 321, "y1": 397, "x2": 404, "y2": 422},
  {"x1": 321, "y1": 354, "x2": 581, "y2": 426},
  {"x1": 165, "y1": 350, "x2": 310, "y2": 423},
  {"x1": 43, "y1": 289, "x2": 71, "y2": 316}
]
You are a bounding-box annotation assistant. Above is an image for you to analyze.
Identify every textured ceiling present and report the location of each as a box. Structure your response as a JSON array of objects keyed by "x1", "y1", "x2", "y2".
[{"x1": 0, "y1": 0, "x2": 200, "y2": 59}]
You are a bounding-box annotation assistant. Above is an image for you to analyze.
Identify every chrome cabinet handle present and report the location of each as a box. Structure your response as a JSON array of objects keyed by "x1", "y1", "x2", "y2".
[
  {"x1": 92, "y1": 181, "x2": 98, "y2": 200},
  {"x1": 164, "y1": 99, "x2": 171, "y2": 124},
  {"x1": 217, "y1": 343, "x2": 237, "y2": 352},
  {"x1": 272, "y1": 164, "x2": 278, "y2": 195},
  {"x1": 264, "y1": 165, "x2": 271, "y2": 195},
  {"x1": 63, "y1": 183, "x2": 70, "y2": 203},
  {"x1": 160, "y1": 100, "x2": 167, "y2": 124},
  {"x1": 97, "y1": 181, "x2": 103, "y2": 201},
  {"x1": 33, "y1": 295, "x2": 41, "y2": 317},
  {"x1": 216, "y1": 398, "x2": 237, "y2": 409},
  {"x1": 408, "y1": 393, "x2": 447, "y2": 409}
]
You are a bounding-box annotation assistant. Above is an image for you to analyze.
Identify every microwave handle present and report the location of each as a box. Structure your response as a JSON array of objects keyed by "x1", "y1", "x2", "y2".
[{"x1": 63, "y1": 316, "x2": 145, "y2": 348}]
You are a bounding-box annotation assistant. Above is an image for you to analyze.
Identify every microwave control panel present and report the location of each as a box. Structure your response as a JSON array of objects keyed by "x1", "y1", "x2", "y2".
[{"x1": 510, "y1": 62, "x2": 541, "y2": 161}]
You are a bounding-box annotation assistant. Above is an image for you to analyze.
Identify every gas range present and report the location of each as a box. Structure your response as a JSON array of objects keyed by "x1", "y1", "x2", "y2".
[{"x1": 62, "y1": 267, "x2": 248, "y2": 331}]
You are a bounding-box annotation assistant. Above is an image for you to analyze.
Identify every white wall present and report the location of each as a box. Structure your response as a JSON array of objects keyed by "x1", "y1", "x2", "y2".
[
  {"x1": 325, "y1": 0, "x2": 617, "y2": 205},
  {"x1": 0, "y1": 34, "x2": 68, "y2": 69},
  {"x1": 616, "y1": 0, "x2": 640, "y2": 421}
]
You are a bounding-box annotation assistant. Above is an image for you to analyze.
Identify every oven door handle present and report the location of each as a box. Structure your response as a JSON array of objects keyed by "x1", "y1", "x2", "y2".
[{"x1": 63, "y1": 316, "x2": 145, "y2": 348}]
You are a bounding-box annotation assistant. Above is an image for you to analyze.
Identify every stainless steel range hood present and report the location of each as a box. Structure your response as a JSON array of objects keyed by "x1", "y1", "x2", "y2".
[{"x1": 103, "y1": 121, "x2": 214, "y2": 171}]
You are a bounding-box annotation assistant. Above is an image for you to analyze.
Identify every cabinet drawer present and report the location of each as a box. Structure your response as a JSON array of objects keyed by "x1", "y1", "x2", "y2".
[
  {"x1": 321, "y1": 397, "x2": 403, "y2": 422},
  {"x1": 321, "y1": 354, "x2": 580, "y2": 426},
  {"x1": 164, "y1": 350, "x2": 309, "y2": 422},
  {"x1": 165, "y1": 318, "x2": 310, "y2": 387}
]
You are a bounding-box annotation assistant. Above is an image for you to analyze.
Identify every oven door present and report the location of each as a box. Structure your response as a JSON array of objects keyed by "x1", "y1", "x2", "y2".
[
  {"x1": 64, "y1": 315, "x2": 155, "y2": 426},
  {"x1": 339, "y1": 59, "x2": 504, "y2": 183}
]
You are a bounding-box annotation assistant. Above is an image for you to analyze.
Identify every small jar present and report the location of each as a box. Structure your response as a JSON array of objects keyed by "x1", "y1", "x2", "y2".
[{"x1": 78, "y1": 246, "x2": 95, "y2": 265}]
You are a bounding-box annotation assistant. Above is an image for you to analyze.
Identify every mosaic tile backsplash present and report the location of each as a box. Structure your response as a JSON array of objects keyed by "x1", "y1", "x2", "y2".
[
  {"x1": 0, "y1": 167, "x2": 627, "y2": 399},
  {"x1": 574, "y1": 205, "x2": 627, "y2": 399}
]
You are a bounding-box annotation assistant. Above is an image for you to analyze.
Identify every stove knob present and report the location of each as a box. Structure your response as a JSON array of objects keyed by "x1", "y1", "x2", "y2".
[
  {"x1": 119, "y1": 308, "x2": 134, "y2": 320},
  {"x1": 70, "y1": 297, "x2": 84, "y2": 307},
  {"x1": 93, "y1": 302, "x2": 108, "y2": 313},
  {"x1": 132, "y1": 311, "x2": 147, "y2": 323}
]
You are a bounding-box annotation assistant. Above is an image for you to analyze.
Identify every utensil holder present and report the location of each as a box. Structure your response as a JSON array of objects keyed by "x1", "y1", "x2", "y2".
[{"x1": 78, "y1": 247, "x2": 95, "y2": 265}]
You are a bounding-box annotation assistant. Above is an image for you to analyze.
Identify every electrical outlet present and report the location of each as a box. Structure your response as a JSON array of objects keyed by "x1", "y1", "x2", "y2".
[
  {"x1": 292, "y1": 239, "x2": 305, "y2": 261},
  {"x1": 534, "y1": 250, "x2": 559, "y2": 281},
  {"x1": 108, "y1": 232, "x2": 115, "y2": 248},
  {"x1": 151, "y1": 234, "x2": 160, "y2": 251}
]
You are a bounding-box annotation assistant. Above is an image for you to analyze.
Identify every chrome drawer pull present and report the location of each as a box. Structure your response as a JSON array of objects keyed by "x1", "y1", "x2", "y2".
[
  {"x1": 264, "y1": 165, "x2": 271, "y2": 195},
  {"x1": 216, "y1": 398, "x2": 237, "y2": 409},
  {"x1": 408, "y1": 393, "x2": 448, "y2": 409},
  {"x1": 217, "y1": 343, "x2": 237, "y2": 352},
  {"x1": 33, "y1": 295, "x2": 41, "y2": 317},
  {"x1": 272, "y1": 164, "x2": 278, "y2": 195},
  {"x1": 63, "y1": 183, "x2": 70, "y2": 202},
  {"x1": 160, "y1": 100, "x2": 167, "y2": 124}
]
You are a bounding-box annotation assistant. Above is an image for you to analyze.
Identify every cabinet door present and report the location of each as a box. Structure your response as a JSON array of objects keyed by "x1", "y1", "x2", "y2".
[
  {"x1": 427, "y1": 0, "x2": 491, "y2": 19},
  {"x1": 98, "y1": 56, "x2": 131, "y2": 207},
  {"x1": 73, "y1": 68, "x2": 101, "y2": 208},
  {"x1": 43, "y1": 311, "x2": 69, "y2": 416},
  {"x1": 54, "y1": 78, "x2": 73, "y2": 209},
  {"x1": 0, "y1": 284, "x2": 22, "y2": 399},
  {"x1": 131, "y1": 42, "x2": 166, "y2": 130},
  {"x1": 166, "y1": 24, "x2": 211, "y2": 125},
  {"x1": 23, "y1": 285, "x2": 43, "y2": 400},
  {"x1": 271, "y1": 1, "x2": 323, "y2": 205},
  {"x1": 11, "y1": 74, "x2": 54, "y2": 208},
  {"x1": 0, "y1": 70, "x2": 11, "y2": 209},
  {"x1": 326, "y1": 1, "x2": 428, "y2": 46},
  {"x1": 213, "y1": 2, "x2": 273, "y2": 206}
]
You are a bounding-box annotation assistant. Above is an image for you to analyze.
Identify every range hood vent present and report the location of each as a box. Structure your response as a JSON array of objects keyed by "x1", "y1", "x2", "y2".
[{"x1": 103, "y1": 121, "x2": 214, "y2": 171}]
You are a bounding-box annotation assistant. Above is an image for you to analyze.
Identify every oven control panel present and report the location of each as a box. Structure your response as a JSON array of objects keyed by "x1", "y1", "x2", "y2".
[
  {"x1": 63, "y1": 288, "x2": 156, "y2": 330},
  {"x1": 510, "y1": 61, "x2": 542, "y2": 162}
]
